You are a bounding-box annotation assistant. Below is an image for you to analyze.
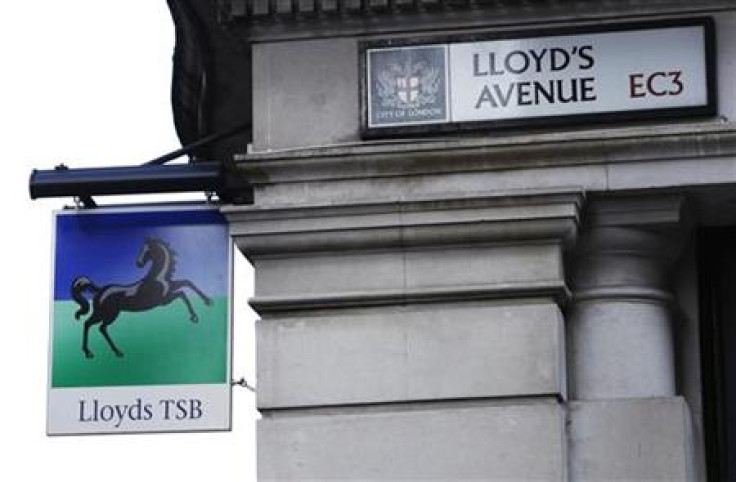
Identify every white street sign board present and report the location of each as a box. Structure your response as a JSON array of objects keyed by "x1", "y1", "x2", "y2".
[
  {"x1": 450, "y1": 26, "x2": 708, "y2": 121},
  {"x1": 363, "y1": 19, "x2": 715, "y2": 136}
]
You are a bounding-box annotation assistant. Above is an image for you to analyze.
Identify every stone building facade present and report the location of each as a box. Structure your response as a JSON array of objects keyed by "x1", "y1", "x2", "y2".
[{"x1": 183, "y1": 0, "x2": 736, "y2": 479}]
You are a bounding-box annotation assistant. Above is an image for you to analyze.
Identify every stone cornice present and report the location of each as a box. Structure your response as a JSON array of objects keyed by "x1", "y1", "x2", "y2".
[
  {"x1": 235, "y1": 121, "x2": 736, "y2": 184},
  {"x1": 224, "y1": 188, "x2": 583, "y2": 255},
  {"x1": 249, "y1": 281, "x2": 570, "y2": 313},
  {"x1": 221, "y1": 0, "x2": 736, "y2": 42}
]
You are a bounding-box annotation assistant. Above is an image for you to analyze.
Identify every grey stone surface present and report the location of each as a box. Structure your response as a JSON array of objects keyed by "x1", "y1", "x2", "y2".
[
  {"x1": 254, "y1": 250, "x2": 403, "y2": 298},
  {"x1": 569, "y1": 299, "x2": 675, "y2": 399},
  {"x1": 569, "y1": 397, "x2": 695, "y2": 481},
  {"x1": 257, "y1": 301, "x2": 565, "y2": 408},
  {"x1": 249, "y1": 12, "x2": 736, "y2": 153},
  {"x1": 225, "y1": 190, "x2": 582, "y2": 311},
  {"x1": 239, "y1": 118, "x2": 736, "y2": 218},
  {"x1": 239, "y1": 121, "x2": 736, "y2": 183},
  {"x1": 225, "y1": 189, "x2": 582, "y2": 256},
  {"x1": 717, "y1": 13, "x2": 736, "y2": 123},
  {"x1": 252, "y1": 38, "x2": 359, "y2": 151},
  {"x1": 606, "y1": 155, "x2": 736, "y2": 192},
  {"x1": 584, "y1": 195, "x2": 685, "y2": 228},
  {"x1": 252, "y1": 164, "x2": 609, "y2": 209},
  {"x1": 253, "y1": 242, "x2": 564, "y2": 302},
  {"x1": 674, "y1": 239, "x2": 707, "y2": 482},
  {"x1": 242, "y1": 0, "x2": 736, "y2": 44},
  {"x1": 238, "y1": 14, "x2": 736, "y2": 482},
  {"x1": 259, "y1": 400, "x2": 566, "y2": 481},
  {"x1": 568, "y1": 198, "x2": 685, "y2": 400},
  {"x1": 243, "y1": 2, "x2": 736, "y2": 49}
]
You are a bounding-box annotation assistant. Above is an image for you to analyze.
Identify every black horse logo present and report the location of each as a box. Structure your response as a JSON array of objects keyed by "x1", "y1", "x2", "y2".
[{"x1": 70, "y1": 237, "x2": 211, "y2": 359}]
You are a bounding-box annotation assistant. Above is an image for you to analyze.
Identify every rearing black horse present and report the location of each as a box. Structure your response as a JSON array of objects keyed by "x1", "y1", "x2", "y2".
[{"x1": 71, "y1": 237, "x2": 211, "y2": 359}]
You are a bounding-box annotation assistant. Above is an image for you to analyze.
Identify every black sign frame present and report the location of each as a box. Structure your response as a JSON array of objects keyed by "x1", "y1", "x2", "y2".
[{"x1": 359, "y1": 17, "x2": 717, "y2": 140}]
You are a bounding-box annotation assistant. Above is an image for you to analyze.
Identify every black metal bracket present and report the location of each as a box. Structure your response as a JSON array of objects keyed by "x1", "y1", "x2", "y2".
[{"x1": 29, "y1": 122, "x2": 252, "y2": 206}]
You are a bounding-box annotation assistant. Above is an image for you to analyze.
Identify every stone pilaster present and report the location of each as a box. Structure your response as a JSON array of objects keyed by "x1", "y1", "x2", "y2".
[
  {"x1": 567, "y1": 194, "x2": 695, "y2": 481},
  {"x1": 568, "y1": 195, "x2": 685, "y2": 399},
  {"x1": 225, "y1": 188, "x2": 582, "y2": 481}
]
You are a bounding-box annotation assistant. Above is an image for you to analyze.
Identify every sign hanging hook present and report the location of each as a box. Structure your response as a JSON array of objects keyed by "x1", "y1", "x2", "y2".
[{"x1": 231, "y1": 377, "x2": 256, "y2": 393}]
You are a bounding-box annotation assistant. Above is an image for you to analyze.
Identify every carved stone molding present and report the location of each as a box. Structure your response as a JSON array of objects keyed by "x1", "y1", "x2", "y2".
[
  {"x1": 225, "y1": 189, "x2": 583, "y2": 313},
  {"x1": 220, "y1": 0, "x2": 736, "y2": 42}
]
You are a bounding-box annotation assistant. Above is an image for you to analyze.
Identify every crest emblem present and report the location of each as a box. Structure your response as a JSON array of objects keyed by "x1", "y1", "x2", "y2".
[
  {"x1": 367, "y1": 45, "x2": 447, "y2": 127},
  {"x1": 397, "y1": 75, "x2": 420, "y2": 104},
  {"x1": 376, "y1": 58, "x2": 442, "y2": 109}
]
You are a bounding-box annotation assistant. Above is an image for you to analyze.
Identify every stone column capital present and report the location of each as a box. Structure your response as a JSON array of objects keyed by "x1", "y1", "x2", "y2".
[
  {"x1": 584, "y1": 193, "x2": 688, "y2": 230},
  {"x1": 572, "y1": 194, "x2": 689, "y2": 301},
  {"x1": 568, "y1": 193, "x2": 688, "y2": 400}
]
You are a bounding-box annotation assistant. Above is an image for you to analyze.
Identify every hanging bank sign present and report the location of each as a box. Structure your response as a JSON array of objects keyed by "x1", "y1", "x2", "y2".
[
  {"x1": 362, "y1": 19, "x2": 715, "y2": 137},
  {"x1": 47, "y1": 206, "x2": 232, "y2": 435}
]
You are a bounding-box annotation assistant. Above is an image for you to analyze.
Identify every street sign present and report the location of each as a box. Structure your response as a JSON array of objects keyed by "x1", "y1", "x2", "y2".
[
  {"x1": 47, "y1": 205, "x2": 232, "y2": 435},
  {"x1": 362, "y1": 18, "x2": 715, "y2": 137}
]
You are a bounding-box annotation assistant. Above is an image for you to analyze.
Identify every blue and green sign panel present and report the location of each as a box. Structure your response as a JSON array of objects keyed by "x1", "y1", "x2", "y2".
[{"x1": 47, "y1": 206, "x2": 231, "y2": 435}]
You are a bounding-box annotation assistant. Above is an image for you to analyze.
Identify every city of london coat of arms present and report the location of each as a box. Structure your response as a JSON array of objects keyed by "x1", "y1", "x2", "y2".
[{"x1": 367, "y1": 45, "x2": 448, "y2": 128}]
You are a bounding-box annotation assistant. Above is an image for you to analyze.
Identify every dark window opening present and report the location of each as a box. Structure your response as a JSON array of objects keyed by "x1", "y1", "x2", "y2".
[{"x1": 699, "y1": 227, "x2": 736, "y2": 481}]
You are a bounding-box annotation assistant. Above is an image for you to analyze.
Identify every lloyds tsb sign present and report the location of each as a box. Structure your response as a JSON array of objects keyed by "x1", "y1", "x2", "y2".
[
  {"x1": 362, "y1": 18, "x2": 715, "y2": 137},
  {"x1": 47, "y1": 206, "x2": 232, "y2": 435}
]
